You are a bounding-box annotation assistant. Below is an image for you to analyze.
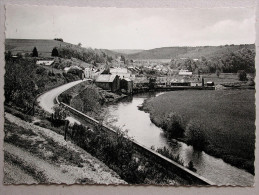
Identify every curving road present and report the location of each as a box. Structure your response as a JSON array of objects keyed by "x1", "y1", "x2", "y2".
[{"x1": 37, "y1": 80, "x2": 84, "y2": 113}]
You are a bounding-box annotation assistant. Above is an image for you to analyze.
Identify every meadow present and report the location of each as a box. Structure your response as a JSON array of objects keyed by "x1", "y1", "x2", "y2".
[{"x1": 142, "y1": 89, "x2": 255, "y2": 174}]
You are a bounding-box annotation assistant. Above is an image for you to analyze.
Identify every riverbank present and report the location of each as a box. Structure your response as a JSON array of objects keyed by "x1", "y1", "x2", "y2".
[
  {"x1": 140, "y1": 89, "x2": 255, "y2": 175},
  {"x1": 58, "y1": 81, "x2": 127, "y2": 120}
]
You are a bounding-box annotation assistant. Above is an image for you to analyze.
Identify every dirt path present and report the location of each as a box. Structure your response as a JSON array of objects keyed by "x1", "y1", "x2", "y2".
[{"x1": 4, "y1": 113, "x2": 126, "y2": 184}]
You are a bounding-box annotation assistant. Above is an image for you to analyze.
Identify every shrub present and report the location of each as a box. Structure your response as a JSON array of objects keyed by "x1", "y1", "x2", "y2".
[
  {"x1": 36, "y1": 67, "x2": 46, "y2": 74},
  {"x1": 185, "y1": 120, "x2": 207, "y2": 150},
  {"x1": 156, "y1": 147, "x2": 184, "y2": 166},
  {"x1": 238, "y1": 70, "x2": 248, "y2": 81},
  {"x1": 162, "y1": 112, "x2": 184, "y2": 138}
]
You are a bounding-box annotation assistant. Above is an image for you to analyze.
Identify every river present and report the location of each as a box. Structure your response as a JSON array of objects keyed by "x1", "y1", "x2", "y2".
[{"x1": 103, "y1": 92, "x2": 254, "y2": 186}]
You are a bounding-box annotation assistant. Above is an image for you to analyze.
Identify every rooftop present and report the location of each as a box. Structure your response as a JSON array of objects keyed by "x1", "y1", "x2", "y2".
[{"x1": 95, "y1": 74, "x2": 117, "y2": 82}]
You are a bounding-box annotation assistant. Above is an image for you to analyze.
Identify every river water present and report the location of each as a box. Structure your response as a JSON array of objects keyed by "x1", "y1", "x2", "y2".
[{"x1": 103, "y1": 92, "x2": 254, "y2": 186}]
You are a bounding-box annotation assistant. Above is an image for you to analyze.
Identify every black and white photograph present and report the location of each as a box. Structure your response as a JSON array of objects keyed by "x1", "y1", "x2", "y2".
[{"x1": 3, "y1": 4, "x2": 256, "y2": 186}]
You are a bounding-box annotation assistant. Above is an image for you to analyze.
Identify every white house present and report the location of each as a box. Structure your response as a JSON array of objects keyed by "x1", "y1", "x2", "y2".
[
  {"x1": 36, "y1": 60, "x2": 54, "y2": 66},
  {"x1": 179, "y1": 69, "x2": 192, "y2": 76}
]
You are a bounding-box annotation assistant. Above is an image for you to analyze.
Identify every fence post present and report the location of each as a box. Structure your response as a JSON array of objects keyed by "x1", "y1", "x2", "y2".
[{"x1": 64, "y1": 120, "x2": 69, "y2": 140}]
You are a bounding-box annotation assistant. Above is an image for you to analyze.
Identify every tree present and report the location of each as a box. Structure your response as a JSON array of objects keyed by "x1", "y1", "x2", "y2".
[
  {"x1": 120, "y1": 55, "x2": 126, "y2": 64},
  {"x1": 216, "y1": 69, "x2": 220, "y2": 78},
  {"x1": 238, "y1": 70, "x2": 247, "y2": 81},
  {"x1": 78, "y1": 42, "x2": 82, "y2": 47},
  {"x1": 32, "y1": 47, "x2": 38, "y2": 57},
  {"x1": 54, "y1": 38, "x2": 63, "y2": 42},
  {"x1": 185, "y1": 120, "x2": 207, "y2": 150},
  {"x1": 51, "y1": 47, "x2": 59, "y2": 57},
  {"x1": 5, "y1": 51, "x2": 12, "y2": 60},
  {"x1": 162, "y1": 112, "x2": 184, "y2": 138}
]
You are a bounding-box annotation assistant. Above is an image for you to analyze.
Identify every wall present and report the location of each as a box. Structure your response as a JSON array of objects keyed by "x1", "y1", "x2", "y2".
[{"x1": 60, "y1": 102, "x2": 214, "y2": 185}]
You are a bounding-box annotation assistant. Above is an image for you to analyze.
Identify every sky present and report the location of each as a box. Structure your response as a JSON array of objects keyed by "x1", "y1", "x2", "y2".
[{"x1": 5, "y1": 5, "x2": 256, "y2": 50}]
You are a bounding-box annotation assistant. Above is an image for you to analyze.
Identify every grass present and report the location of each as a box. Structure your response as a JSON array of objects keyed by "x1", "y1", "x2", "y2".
[
  {"x1": 142, "y1": 89, "x2": 255, "y2": 174},
  {"x1": 201, "y1": 73, "x2": 254, "y2": 85}
]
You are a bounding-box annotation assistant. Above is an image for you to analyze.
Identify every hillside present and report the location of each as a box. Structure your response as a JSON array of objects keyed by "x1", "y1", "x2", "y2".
[
  {"x1": 112, "y1": 49, "x2": 144, "y2": 55},
  {"x1": 127, "y1": 44, "x2": 255, "y2": 60},
  {"x1": 5, "y1": 39, "x2": 119, "y2": 61},
  {"x1": 5, "y1": 39, "x2": 72, "y2": 57}
]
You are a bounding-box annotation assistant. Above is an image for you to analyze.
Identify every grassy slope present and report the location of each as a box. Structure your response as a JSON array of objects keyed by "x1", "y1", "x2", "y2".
[
  {"x1": 128, "y1": 45, "x2": 255, "y2": 59},
  {"x1": 5, "y1": 39, "x2": 72, "y2": 57},
  {"x1": 5, "y1": 39, "x2": 120, "y2": 58},
  {"x1": 142, "y1": 89, "x2": 255, "y2": 173}
]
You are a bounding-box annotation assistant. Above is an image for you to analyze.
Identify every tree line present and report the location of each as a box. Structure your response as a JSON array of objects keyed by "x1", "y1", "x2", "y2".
[{"x1": 170, "y1": 47, "x2": 255, "y2": 74}]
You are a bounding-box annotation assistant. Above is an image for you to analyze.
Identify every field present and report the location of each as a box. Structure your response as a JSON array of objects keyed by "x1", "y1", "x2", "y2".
[
  {"x1": 5, "y1": 39, "x2": 72, "y2": 57},
  {"x1": 142, "y1": 89, "x2": 255, "y2": 174},
  {"x1": 201, "y1": 73, "x2": 254, "y2": 85}
]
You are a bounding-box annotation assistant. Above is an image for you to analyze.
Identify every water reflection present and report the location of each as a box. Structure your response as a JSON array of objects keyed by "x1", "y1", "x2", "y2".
[{"x1": 104, "y1": 92, "x2": 254, "y2": 186}]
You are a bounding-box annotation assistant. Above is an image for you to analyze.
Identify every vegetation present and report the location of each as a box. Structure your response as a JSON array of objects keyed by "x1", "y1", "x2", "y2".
[
  {"x1": 54, "y1": 38, "x2": 64, "y2": 42},
  {"x1": 238, "y1": 70, "x2": 248, "y2": 81},
  {"x1": 128, "y1": 44, "x2": 254, "y2": 60},
  {"x1": 4, "y1": 57, "x2": 80, "y2": 112},
  {"x1": 161, "y1": 112, "x2": 184, "y2": 138},
  {"x1": 141, "y1": 90, "x2": 255, "y2": 174},
  {"x1": 51, "y1": 47, "x2": 59, "y2": 57},
  {"x1": 185, "y1": 120, "x2": 207, "y2": 150},
  {"x1": 65, "y1": 123, "x2": 188, "y2": 184},
  {"x1": 169, "y1": 47, "x2": 255, "y2": 74},
  {"x1": 156, "y1": 147, "x2": 184, "y2": 166},
  {"x1": 58, "y1": 45, "x2": 113, "y2": 64},
  {"x1": 32, "y1": 47, "x2": 38, "y2": 57}
]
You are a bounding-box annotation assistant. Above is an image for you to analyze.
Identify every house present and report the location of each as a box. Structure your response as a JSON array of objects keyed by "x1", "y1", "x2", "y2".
[
  {"x1": 64, "y1": 65, "x2": 82, "y2": 73},
  {"x1": 36, "y1": 60, "x2": 54, "y2": 66},
  {"x1": 110, "y1": 67, "x2": 133, "y2": 79},
  {"x1": 179, "y1": 69, "x2": 192, "y2": 76},
  {"x1": 84, "y1": 68, "x2": 93, "y2": 79},
  {"x1": 120, "y1": 78, "x2": 133, "y2": 94},
  {"x1": 132, "y1": 76, "x2": 149, "y2": 88},
  {"x1": 95, "y1": 74, "x2": 120, "y2": 92}
]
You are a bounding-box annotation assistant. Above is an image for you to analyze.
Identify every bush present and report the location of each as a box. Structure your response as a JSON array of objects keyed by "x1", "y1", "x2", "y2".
[
  {"x1": 59, "y1": 93, "x2": 72, "y2": 105},
  {"x1": 185, "y1": 120, "x2": 207, "y2": 150},
  {"x1": 238, "y1": 70, "x2": 248, "y2": 81},
  {"x1": 156, "y1": 147, "x2": 184, "y2": 166},
  {"x1": 36, "y1": 67, "x2": 46, "y2": 74},
  {"x1": 162, "y1": 112, "x2": 184, "y2": 138}
]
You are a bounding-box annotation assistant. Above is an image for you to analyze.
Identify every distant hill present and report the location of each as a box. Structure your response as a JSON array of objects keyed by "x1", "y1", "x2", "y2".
[
  {"x1": 127, "y1": 44, "x2": 255, "y2": 60},
  {"x1": 112, "y1": 49, "x2": 144, "y2": 55}
]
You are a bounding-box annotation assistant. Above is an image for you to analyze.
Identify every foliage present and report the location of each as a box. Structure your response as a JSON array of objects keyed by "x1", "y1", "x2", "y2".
[
  {"x1": 54, "y1": 38, "x2": 64, "y2": 42},
  {"x1": 185, "y1": 120, "x2": 207, "y2": 150},
  {"x1": 32, "y1": 47, "x2": 38, "y2": 57},
  {"x1": 161, "y1": 112, "x2": 185, "y2": 138},
  {"x1": 58, "y1": 45, "x2": 112, "y2": 64},
  {"x1": 69, "y1": 123, "x2": 180, "y2": 184},
  {"x1": 51, "y1": 47, "x2": 59, "y2": 57},
  {"x1": 156, "y1": 147, "x2": 184, "y2": 166},
  {"x1": 238, "y1": 70, "x2": 248, "y2": 81},
  {"x1": 53, "y1": 105, "x2": 67, "y2": 120},
  {"x1": 4, "y1": 58, "x2": 79, "y2": 112},
  {"x1": 169, "y1": 47, "x2": 255, "y2": 74}
]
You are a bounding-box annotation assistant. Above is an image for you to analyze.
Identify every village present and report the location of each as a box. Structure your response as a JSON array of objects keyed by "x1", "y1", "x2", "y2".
[{"x1": 35, "y1": 56, "x2": 215, "y2": 95}]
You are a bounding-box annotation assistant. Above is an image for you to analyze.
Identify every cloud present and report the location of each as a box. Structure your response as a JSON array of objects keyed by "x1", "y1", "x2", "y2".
[{"x1": 5, "y1": 6, "x2": 256, "y2": 49}]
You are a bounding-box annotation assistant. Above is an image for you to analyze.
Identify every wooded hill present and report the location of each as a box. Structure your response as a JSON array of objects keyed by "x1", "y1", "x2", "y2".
[{"x1": 127, "y1": 44, "x2": 255, "y2": 60}]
